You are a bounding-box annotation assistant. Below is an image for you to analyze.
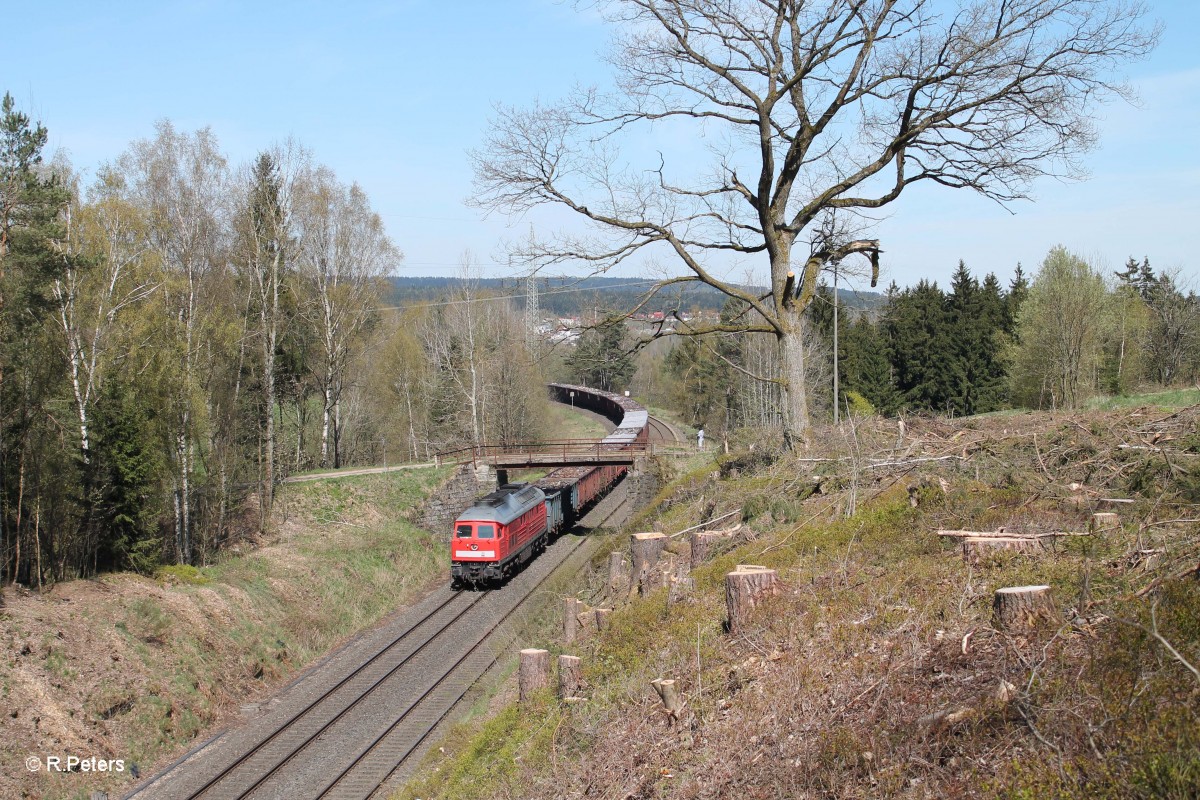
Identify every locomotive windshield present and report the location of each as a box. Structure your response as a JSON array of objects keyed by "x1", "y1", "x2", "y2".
[
  {"x1": 476, "y1": 524, "x2": 496, "y2": 539},
  {"x1": 455, "y1": 524, "x2": 472, "y2": 538}
]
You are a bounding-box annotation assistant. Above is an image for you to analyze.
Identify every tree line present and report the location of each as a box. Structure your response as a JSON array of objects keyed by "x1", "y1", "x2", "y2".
[
  {"x1": 1, "y1": 94, "x2": 405, "y2": 584},
  {"x1": 654, "y1": 249, "x2": 1198, "y2": 441}
]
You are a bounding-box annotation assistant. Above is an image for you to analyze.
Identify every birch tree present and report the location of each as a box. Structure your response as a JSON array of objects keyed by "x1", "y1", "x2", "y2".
[
  {"x1": 1010, "y1": 246, "x2": 1111, "y2": 409},
  {"x1": 236, "y1": 144, "x2": 308, "y2": 525},
  {"x1": 51, "y1": 169, "x2": 156, "y2": 466},
  {"x1": 472, "y1": 0, "x2": 1157, "y2": 446},
  {"x1": 295, "y1": 168, "x2": 397, "y2": 468},
  {"x1": 116, "y1": 122, "x2": 229, "y2": 563}
]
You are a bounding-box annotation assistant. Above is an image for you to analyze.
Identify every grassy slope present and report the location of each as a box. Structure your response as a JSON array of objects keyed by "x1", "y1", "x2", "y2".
[
  {"x1": 0, "y1": 467, "x2": 449, "y2": 800},
  {"x1": 400, "y1": 406, "x2": 1200, "y2": 800}
]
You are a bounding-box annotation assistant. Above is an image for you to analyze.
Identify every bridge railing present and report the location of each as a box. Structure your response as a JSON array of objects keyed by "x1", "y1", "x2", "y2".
[{"x1": 436, "y1": 439, "x2": 655, "y2": 467}]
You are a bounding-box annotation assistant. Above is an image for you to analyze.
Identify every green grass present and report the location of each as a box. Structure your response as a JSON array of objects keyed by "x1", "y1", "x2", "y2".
[
  {"x1": 1084, "y1": 387, "x2": 1200, "y2": 411},
  {"x1": 400, "y1": 455, "x2": 1200, "y2": 800},
  {"x1": 544, "y1": 401, "x2": 610, "y2": 439},
  {"x1": 94, "y1": 466, "x2": 452, "y2": 786}
]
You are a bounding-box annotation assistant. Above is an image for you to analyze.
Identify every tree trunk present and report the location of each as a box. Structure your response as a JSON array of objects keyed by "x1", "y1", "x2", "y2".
[
  {"x1": 558, "y1": 654, "x2": 582, "y2": 700},
  {"x1": 519, "y1": 648, "x2": 550, "y2": 704},
  {"x1": 725, "y1": 565, "x2": 779, "y2": 635},
  {"x1": 778, "y1": 309, "x2": 811, "y2": 448},
  {"x1": 993, "y1": 585, "x2": 1058, "y2": 631},
  {"x1": 1090, "y1": 512, "x2": 1120, "y2": 533}
]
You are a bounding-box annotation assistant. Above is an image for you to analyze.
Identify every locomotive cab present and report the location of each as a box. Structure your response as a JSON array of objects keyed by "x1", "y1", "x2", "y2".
[{"x1": 451, "y1": 483, "x2": 547, "y2": 588}]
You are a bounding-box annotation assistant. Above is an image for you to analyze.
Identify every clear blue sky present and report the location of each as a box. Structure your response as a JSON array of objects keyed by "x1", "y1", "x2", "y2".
[{"x1": 5, "y1": 0, "x2": 1197, "y2": 292}]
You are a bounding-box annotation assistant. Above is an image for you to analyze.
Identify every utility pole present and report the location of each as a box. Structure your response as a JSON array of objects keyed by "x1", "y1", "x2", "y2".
[
  {"x1": 832, "y1": 261, "x2": 840, "y2": 425},
  {"x1": 525, "y1": 271, "x2": 539, "y2": 351}
]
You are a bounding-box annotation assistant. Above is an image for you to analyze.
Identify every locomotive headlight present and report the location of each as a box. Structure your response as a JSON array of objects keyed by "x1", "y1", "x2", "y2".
[{"x1": 470, "y1": 544, "x2": 478, "y2": 551}]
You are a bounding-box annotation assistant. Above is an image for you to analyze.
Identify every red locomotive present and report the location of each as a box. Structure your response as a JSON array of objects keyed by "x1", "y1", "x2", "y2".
[{"x1": 450, "y1": 383, "x2": 648, "y2": 588}]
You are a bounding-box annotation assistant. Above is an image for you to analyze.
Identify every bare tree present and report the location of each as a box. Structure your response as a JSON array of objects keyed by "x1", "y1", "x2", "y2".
[{"x1": 472, "y1": 0, "x2": 1156, "y2": 445}]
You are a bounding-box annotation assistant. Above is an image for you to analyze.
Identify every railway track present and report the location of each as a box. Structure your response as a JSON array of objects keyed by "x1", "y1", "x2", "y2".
[
  {"x1": 131, "y1": 390, "x2": 646, "y2": 800},
  {"x1": 128, "y1": 527, "x2": 603, "y2": 800},
  {"x1": 645, "y1": 415, "x2": 680, "y2": 445}
]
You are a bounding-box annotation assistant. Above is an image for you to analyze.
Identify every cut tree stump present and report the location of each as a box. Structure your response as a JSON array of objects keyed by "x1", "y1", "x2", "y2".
[
  {"x1": 668, "y1": 561, "x2": 694, "y2": 604},
  {"x1": 650, "y1": 677, "x2": 685, "y2": 722},
  {"x1": 558, "y1": 654, "x2": 582, "y2": 700},
  {"x1": 630, "y1": 532, "x2": 667, "y2": 596},
  {"x1": 608, "y1": 551, "x2": 627, "y2": 591},
  {"x1": 594, "y1": 607, "x2": 612, "y2": 631},
  {"x1": 961, "y1": 536, "x2": 1046, "y2": 564},
  {"x1": 690, "y1": 529, "x2": 731, "y2": 568},
  {"x1": 519, "y1": 648, "x2": 550, "y2": 703},
  {"x1": 917, "y1": 706, "x2": 976, "y2": 736},
  {"x1": 993, "y1": 585, "x2": 1059, "y2": 631},
  {"x1": 563, "y1": 597, "x2": 582, "y2": 643},
  {"x1": 725, "y1": 565, "x2": 779, "y2": 635},
  {"x1": 1090, "y1": 512, "x2": 1120, "y2": 533}
]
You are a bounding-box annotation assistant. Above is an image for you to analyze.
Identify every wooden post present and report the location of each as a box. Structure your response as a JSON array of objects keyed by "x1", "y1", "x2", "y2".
[
  {"x1": 630, "y1": 532, "x2": 667, "y2": 596},
  {"x1": 961, "y1": 536, "x2": 1045, "y2": 565},
  {"x1": 594, "y1": 607, "x2": 612, "y2": 631},
  {"x1": 993, "y1": 585, "x2": 1058, "y2": 631},
  {"x1": 558, "y1": 654, "x2": 582, "y2": 700},
  {"x1": 608, "y1": 551, "x2": 627, "y2": 591},
  {"x1": 1090, "y1": 512, "x2": 1120, "y2": 533},
  {"x1": 725, "y1": 565, "x2": 779, "y2": 635},
  {"x1": 650, "y1": 677, "x2": 684, "y2": 722},
  {"x1": 519, "y1": 648, "x2": 550, "y2": 703},
  {"x1": 563, "y1": 597, "x2": 582, "y2": 643}
]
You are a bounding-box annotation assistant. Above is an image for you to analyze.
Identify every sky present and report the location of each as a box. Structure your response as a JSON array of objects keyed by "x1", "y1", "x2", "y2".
[{"x1": 4, "y1": 0, "x2": 1198, "y2": 295}]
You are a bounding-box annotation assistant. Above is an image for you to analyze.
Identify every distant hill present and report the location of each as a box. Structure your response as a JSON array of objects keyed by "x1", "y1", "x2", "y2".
[{"x1": 387, "y1": 275, "x2": 885, "y2": 316}]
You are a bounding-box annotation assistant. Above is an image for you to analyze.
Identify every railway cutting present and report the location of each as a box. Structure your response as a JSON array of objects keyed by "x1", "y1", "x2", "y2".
[{"x1": 126, "y1": 384, "x2": 658, "y2": 800}]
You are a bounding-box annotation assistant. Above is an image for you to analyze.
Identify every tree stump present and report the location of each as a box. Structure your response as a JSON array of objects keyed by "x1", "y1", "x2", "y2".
[
  {"x1": 690, "y1": 530, "x2": 726, "y2": 568},
  {"x1": 725, "y1": 565, "x2": 779, "y2": 635},
  {"x1": 650, "y1": 677, "x2": 684, "y2": 722},
  {"x1": 993, "y1": 585, "x2": 1059, "y2": 630},
  {"x1": 630, "y1": 532, "x2": 667, "y2": 595},
  {"x1": 576, "y1": 604, "x2": 596, "y2": 635},
  {"x1": 519, "y1": 648, "x2": 550, "y2": 703},
  {"x1": 563, "y1": 597, "x2": 582, "y2": 643},
  {"x1": 594, "y1": 607, "x2": 612, "y2": 631},
  {"x1": 961, "y1": 536, "x2": 1045, "y2": 565},
  {"x1": 668, "y1": 561, "x2": 694, "y2": 604},
  {"x1": 1090, "y1": 512, "x2": 1120, "y2": 533},
  {"x1": 608, "y1": 551, "x2": 627, "y2": 591},
  {"x1": 558, "y1": 654, "x2": 582, "y2": 700}
]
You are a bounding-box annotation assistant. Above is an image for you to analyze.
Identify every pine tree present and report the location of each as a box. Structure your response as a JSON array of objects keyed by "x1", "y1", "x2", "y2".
[
  {"x1": 568, "y1": 317, "x2": 635, "y2": 392},
  {"x1": 840, "y1": 314, "x2": 896, "y2": 414},
  {"x1": 1, "y1": 92, "x2": 76, "y2": 584},
  {"x1": 884, "y1": 280, "x2": 955, "y2": 413},
  {"x1": 91, "y1": 380, "x2": 163, "y2": 573}
]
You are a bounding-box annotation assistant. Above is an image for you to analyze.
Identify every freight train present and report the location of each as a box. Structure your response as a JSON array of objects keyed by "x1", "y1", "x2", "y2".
[{"x1": 449, "y1": 383, "x2": 648, "y2": 587}]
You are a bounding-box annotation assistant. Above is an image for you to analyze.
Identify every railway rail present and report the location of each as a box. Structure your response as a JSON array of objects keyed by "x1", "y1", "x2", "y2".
[{"x1": 127, "y1": 384, "x2": 646, "y2": 800}]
